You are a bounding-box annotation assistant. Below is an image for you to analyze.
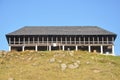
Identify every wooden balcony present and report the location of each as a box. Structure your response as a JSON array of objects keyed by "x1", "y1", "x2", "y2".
[{"x1": 9, "y1": 41, "x2": 113, "y2": 46}]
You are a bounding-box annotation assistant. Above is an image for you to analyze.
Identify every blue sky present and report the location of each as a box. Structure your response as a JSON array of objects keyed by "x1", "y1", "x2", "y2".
[{"x1": 0, "y1": 0, "x2": 120, "y2": 55}]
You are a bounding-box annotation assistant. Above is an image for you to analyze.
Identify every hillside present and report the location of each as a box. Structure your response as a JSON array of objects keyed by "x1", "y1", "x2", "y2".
[{"x1": 0, "y1": 51, "x2": 120, "y2": 80}]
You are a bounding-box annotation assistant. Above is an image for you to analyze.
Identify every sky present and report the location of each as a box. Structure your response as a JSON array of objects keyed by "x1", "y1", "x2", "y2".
[{"x1": 0, "y1": 0, "x2": 120, "y2": 55}]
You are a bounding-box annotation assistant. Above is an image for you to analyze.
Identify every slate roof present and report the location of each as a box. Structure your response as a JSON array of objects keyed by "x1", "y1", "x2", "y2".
[{"x1": 6, "y1": 26, "x2": 117, "y2": 36}]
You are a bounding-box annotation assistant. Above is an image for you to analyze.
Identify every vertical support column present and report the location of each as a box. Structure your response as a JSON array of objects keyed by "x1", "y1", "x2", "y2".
[
  {"x1": 112, "y1": 37, "x2": 114, "y2": 44},
  {"x1": 28, "y1": 37, "x2": 30, "y2": 44},
  {"x1": 102, "y1": 37, "x2": 104, "y2": 44},
  {"x1": 9, "y1": 37, "x2": 11, "y2": 45},
  {"x1": 9, "y1": 46, "x2": 11, "y2": 51},
  {"x1": 51, "y1": 37, "x2": 53, "y2": 44},
  {"x1": 22, "y1": 46, "x2": 25, "y2": 51},
  {"x1": 42, "y1": 37, "x2": 44, "y2": 43},
  {"x1": 93, "y1": 37, "x2": 94, "y2": 44},
  {"x1": 35, "y1": 45, "x2": 38, "y2": 51},
  {"x1": 76, "y1": 45, "x2": 78, "y2": 51},
  {"x1": 37, "y1": 37, "x2": 39, "y2": 44},
  {"x1": 70, "y1": 37, "x2": 71, "y2": 44},
  {"x1": 33, "y1": 37, "x2": 35, "y2": 43},
  {"x1": 56, "y1": 37, "x2": 58, "y2": 43},
  {"x1": 88, "y1": 45, "x2": 91, "y2": 53},
  {"x1": 100, "y1": 45, "x2": 103, "y2": 54},
  {"x1": 97, "y1": 37, "x2": 99, "y2": 44},
  {"x1": 65, "y1": 37, "x2": 67, "y2": 44},
  {"x1": 112, "y1": 45, "x2": 114, "y2": 55},
  {"x1": 88, "y1": 37, "x2": 90, "y2": 44},
  {"x1": 19, "y1": 37, "x2": 20, "y2": 44},
  {"x1": 107, "y1": 37, "x2": 108, "y2": 44},
  {"x1": 83, "y1": 37, "x2": 85, "y2": 44},
  {"x1": 61, "y1": 37, "x2": 62, "y2": 44},
  {"x1": 23, "y1": 37, "x2": 25, "y2": 44},
  {"x1": 74, "y1": 37, "x2": 76, "y2": 44},
  {"x1": 14, "y1": 37, "x2": 15, "y2": 44},
  {"x1": 47, "y1": 37, "x2": 48, "y2": 51},
  {"x1": 49, "y1": 45, "x2": 51, "y2": 51},
  {"x1": 62, "y1": 45, "x2": 64, "y2": 51},
  {"x1": 79, "y1": 37, "x2": 81, "y2": 44}
]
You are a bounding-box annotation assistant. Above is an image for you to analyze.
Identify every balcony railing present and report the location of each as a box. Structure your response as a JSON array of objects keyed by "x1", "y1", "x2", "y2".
[{"x1": 9, "y1": 41, "x2": 113, "y2": 45}]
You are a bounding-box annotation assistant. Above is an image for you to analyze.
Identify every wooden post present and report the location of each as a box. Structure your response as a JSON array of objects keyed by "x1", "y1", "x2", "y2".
[
  {"x1": 61, "y1": 37, "x2": 62, "y2": 44},
  {"x1": 84, "y1": 37, "x2": 85, "y2": 44},
  {"x1": 33, "y1": 37, "x2": 34, "y2": 44},
  {"x1": 79, "y1": 37, "x2": 81, "y2": 44},
  {"x1": 102, "y1": 37, "x2": 104, "y2": 44},
  {"x1": 28, "y1": 37, "x2": 30, "y2": 44},
  {"x1": 56, "y1": 37, "x2": 58, "y2": 43},
  {"x1": 52, "y1": 37, "x2": 53, "y2": 44},
  {"x1": 47, "y1": 37, "x2": 48, "y2": 51},
  {"x1": 42, "y1": 37, "x2": 44, "y2": 43},
  {"x1": 107, "y1": 37, "x2": 108, "y2": 44},
  {"x1": 93, "y1": 37, "x2": 94, "y2": 44},
  {"x1": 112, "y1": 37, "x2": 114, "y2": 44},
  {"x1": 14, "y1": 37, "x2": 15, "y2": 44},
  {"x1": 37, "y1": 37, "x2": 39, "y2": 44},
  {"x1": 97, "y1": 37, "x2": 99, "y2": 44},
  {"x1": 65, "y1": 37, "x2": 67, "y2": 44},
  {"x1": 70, "y1": 37, "x2": 71, "y2": 44},
  {"x1": 23, "y1": 37, "x2": 25, "y2": 44},
  {"x1": 88, "y1": 37, "x2": 90, "y2": 44},
  {"x1": 9, "y1": 37, "x2": 11, "y2": 45},
  {"x1": 19, "y1": 37, "x2": 20, "y2": 44},
  {"x1": 74, "y1": 37, "x2": 76, "y2": 44}
]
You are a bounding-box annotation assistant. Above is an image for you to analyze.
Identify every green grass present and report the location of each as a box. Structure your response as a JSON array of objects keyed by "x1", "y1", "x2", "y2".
[{"x1": 0, "y1": 50, "x2": 120, "y2": 80}]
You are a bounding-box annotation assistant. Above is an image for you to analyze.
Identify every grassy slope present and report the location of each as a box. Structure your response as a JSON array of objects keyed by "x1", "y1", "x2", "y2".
[{"x1": 0, "y1": 51, "x2": 120, "y2": 80}]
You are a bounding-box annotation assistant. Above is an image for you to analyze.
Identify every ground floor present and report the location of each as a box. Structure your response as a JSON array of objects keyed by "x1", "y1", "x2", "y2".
[{"x1": 9, "y1": 44, "x2": 114, "y2": 55}]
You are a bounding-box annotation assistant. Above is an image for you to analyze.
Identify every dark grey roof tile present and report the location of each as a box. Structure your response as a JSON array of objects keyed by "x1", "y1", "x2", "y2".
[{"x1": 6, "y1": 26, "x2": 117, "y2": 36}]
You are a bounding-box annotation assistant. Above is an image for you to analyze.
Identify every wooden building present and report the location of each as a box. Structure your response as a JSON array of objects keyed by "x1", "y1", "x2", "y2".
[{"x1": 6, "y1": 26, "x2": 117, "y2": 55}]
